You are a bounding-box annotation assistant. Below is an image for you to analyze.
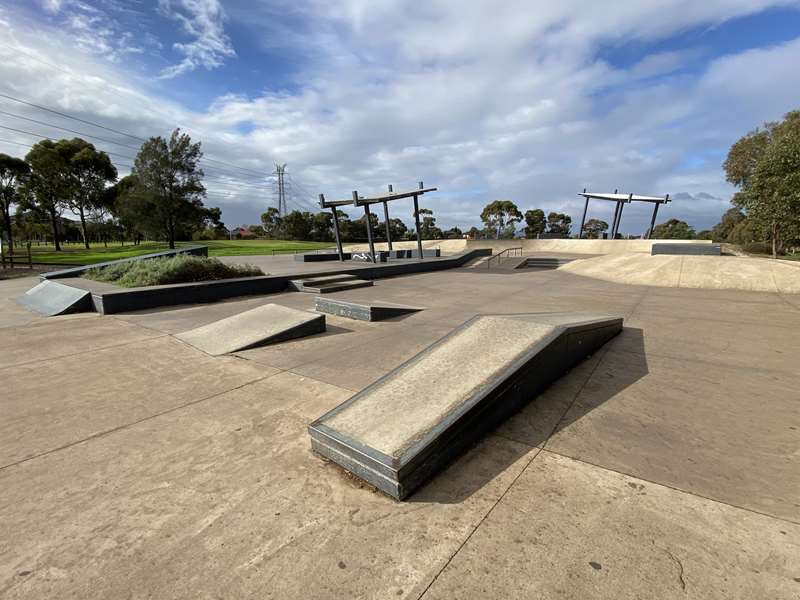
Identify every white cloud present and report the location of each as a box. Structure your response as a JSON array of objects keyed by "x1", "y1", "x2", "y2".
[
  {"x1": 2, "y1": 1, "x2": 800, "y2": 230},
  {"x1": 157, "y1": 0, "x2": 235, "y2": 79}
]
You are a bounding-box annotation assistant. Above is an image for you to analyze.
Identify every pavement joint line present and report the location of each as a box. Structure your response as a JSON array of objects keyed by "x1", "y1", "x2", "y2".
[
  {"x1": 416, "y1": 329, "x2": 612, "y2": 600},
  {"x1": 0, "y1": 370, "x2": 282, "y2": 474},
  {"x1": 538, "y1": 448, "x2": 800, "y2": 527},
  {"x1": 0, "y1": 332, "x2": 170, "y2": 372}
]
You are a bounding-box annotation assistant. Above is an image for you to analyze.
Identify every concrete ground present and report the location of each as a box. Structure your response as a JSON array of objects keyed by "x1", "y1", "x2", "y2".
[{"x1": 1, "y1": 263, "x2": 799, "y2": 599}]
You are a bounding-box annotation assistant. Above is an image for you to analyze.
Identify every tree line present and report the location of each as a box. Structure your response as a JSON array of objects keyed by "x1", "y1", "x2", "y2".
[{"x1": 0, "y1": 129, "x2": 222, "y2": 253}]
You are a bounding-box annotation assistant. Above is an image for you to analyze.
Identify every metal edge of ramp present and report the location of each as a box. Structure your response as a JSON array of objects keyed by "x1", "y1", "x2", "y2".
[
  {"x1": 16, "y1": 280, "x2": 93, "y2": 316},
  {"x1": 308, "y1": 313, "x2": 623, "y2": 500},
  {"x1": 175, "y1": 303, "x2": 326, "y2": 356},
  {"x1": 314, "y1": 297, "x2": 423, "y2": 321}
]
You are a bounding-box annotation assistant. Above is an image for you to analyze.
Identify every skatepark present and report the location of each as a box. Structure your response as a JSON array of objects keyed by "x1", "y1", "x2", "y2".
[{"x1": 1, "y1": 239, "x2": 799, "y2": 599}]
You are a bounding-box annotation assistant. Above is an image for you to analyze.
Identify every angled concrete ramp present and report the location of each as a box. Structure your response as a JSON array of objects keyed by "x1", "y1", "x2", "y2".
[
  {"x1": 314, "y1": 297, "x2": 422, "y2": 321},
  {"x1": 17, "y1": 279, "x2": 93, "y2": 316},
  {"x1": 309, "y1": 312, "x2": 622, "y2": 499},
  {"x1": 176, "y1": 303, "x2": 325, "y2": 356}
]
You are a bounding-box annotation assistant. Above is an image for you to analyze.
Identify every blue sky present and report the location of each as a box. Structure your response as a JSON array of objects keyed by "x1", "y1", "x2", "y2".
[{"x1": 1, "y1": 0, "x2": 799, "y2": 233}]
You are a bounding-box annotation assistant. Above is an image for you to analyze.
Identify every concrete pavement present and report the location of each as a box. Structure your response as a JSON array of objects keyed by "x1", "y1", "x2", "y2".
[{"x1": 1, "y1": 266, "x2": 799, "y2": 599}]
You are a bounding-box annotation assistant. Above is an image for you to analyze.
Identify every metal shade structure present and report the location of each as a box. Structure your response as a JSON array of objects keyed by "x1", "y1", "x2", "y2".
[
  {"x1": 577, "y1": 190, "x2": 671, "y2": 239},
  {"x1": 319, "y1": 182, "x2": 438, "y2": 262}
]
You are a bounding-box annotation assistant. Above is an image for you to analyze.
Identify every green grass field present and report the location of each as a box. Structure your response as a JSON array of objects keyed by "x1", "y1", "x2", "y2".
[{"x1": 19, "y1": 239, "x2": 334, "y2": 265}]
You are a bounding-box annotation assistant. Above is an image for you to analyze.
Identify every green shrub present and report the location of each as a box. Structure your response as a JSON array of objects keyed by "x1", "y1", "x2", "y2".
[{"x1": 84, "y1": 254, "x2": 264, "y2": 287}]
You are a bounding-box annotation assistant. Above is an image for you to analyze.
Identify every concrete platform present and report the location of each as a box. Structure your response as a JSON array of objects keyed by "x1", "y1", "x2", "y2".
[
  {"x1": 309, "y1": 313, "x2": 622, "y2": 499},
  {"x1": 175, "y1": 303, "x2": 326, "y2": 355},
  {"x1": 16, "y1": 279, "x2": 92, "y2": 316},
  {"x1": 2, "y1": 265, "x2": 799, "y2": 599},
  {"x1": 313, "y1": 297, "x2": 422, "y2": 321}
]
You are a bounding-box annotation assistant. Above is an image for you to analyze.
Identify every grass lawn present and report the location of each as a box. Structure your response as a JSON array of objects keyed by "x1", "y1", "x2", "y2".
[{"x1": 22, "y1": 239, "x2": 334, "y2": 265}]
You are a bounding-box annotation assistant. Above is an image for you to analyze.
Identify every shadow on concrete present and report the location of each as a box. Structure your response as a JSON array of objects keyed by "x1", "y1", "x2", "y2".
[{"x1": 410, "y1": 327, "x2": 648, "y2": 504}]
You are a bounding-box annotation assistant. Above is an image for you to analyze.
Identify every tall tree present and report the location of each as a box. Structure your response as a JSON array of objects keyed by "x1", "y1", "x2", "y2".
[
  {"x1": 726, "y1": 111, "x2": 800, "y2": 258},
  {"x1": 417, "y1": 207, "x2": 442, "y2": 239},
  {"x1": 261, "y1": 207, "x2": 284, "y2": 238},
  {"x1": 21, "y1": 140, "x2": 72, "y2": 251},
  {"x1": 524, "y1": 209, "x2": 546, "y2": 238},
  {"x1": 61, "y1": 138, "x2": 118, "y2": 249},
  {"x1": 129, "y1": 129, "x2": 208, "y2": 249},
  {"x1": 0, "y1": 153, "x2": 30, "y2": 255},
  {"x1": 480, "y1": 200, "x2": 523, "y2": 239},
  {"x1": 546, "y1": 212, "x2": 572, "y2": 235},
  {"x1": 582, "y1": 218, "x2": 608, "y2": 239},
  {"x1": 652, "y1": 219, "x2": 695, "y2": 239}
]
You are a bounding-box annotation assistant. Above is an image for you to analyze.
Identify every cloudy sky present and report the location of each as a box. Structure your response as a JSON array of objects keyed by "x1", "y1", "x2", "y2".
[{"x1": 1, "y1": 1, "x2": 799, "y2": 234}]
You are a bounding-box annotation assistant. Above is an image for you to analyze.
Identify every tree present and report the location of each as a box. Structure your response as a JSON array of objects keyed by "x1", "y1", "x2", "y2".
[
  {"x1": 466, "y1": 226, "x2": 481, "y2": 239},
  {"x1": 652, "y1": 219, "x2": 695, "y2": 239},
  {"x1": 282, "y1": 210, "x2": 313, "y2": 240},
  {"x1": 128, "y1": 129, "x2": 209, "y2": 249},
  {"x1": 480, "y1": 200, "x2": 523, "y2": 239},
  {"x1": 417, "y1": 207, "x2": 442, "y2": 239},
  {"x1": 261, "y1": 207, "x2": 284, "y2": 238},
  {"x1": 709, "y1": 208, "x2": 746, "y2": 242},
  {"x1": 0, "y1": 153, "x2": 30, "y2": 255},
  {"x1": 61, "y1": 139, "x2": 117, "y2": 249},
  {"x1": 442, "y1": 226, "x2": 463, "y2": 239},
  {"x1": 524, "y1": 209, "x2": 546, "y2": 238},
  {"x1": 386, "y1": 218, "x2": 407, "y2": 241},
  {"x1": 726, "y1": 111, "x2": 800, "y2": 258},
  {"x1": 21, "y1": 140, "x2": 72, "y2": 251},
  {"x1": 582, "y1": 218, "x2": 608, "y2": 239},
  {"x1": 546, "y1": 212, "x2": 572, "y2": 235}
]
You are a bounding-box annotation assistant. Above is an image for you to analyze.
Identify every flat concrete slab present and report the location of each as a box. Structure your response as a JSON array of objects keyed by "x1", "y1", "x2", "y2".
[
  {"x1": 16, "y1": 279, "x2": 92, "y2": 316},
  {"x1": 310, "y1": 312, "x2": 622, "y2": 499},
  {"x1": 176, "y1": 303, "x2": 325, "y2": 356},
  {"x1": 313, "y1": 297, "x2": 422, "y2": 321}
]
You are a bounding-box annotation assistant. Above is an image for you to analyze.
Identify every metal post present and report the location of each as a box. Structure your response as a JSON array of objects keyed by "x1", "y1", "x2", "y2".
[
  {"x1": 321, "y1": 194, "x2": 345, "y2": 261},
  {"x1": 383, "y1": 184, "x2": 393, "y2": 251},
  {"x1": 648, "y1": 202, "x2": 661, "y2": 239},
  {"x1": 356, "y1": 191, "x2": 376, "y2": 262},
  {"x1": 610, "y1": 202, "x2": 621, "y2": 238},
  {"x1": 578, "y1": 188, "x2": 589, "y2": 239},
  {"x1": 413, "y1": 193, "x2": 424, "y2": 260}
]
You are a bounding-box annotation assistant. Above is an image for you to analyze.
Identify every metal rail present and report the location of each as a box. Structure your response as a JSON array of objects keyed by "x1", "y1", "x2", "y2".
[{"x1": 486, "y1": 246, "x2": 522, "y2": 269}]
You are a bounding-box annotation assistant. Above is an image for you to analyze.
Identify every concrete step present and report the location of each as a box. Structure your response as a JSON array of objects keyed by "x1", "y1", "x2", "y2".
[
  {"x1": 308, "y1": 312, "x2": 622, "y2": 499},
  {"x1": 314, "y1": 297, "x2": 422, "y2": 321},
  {"x1": 17, "y1": 279, "x2": 93, "y2": 316},
  {"x1": 525, "y1": 257, "x2": 576, "y2": 269},
  {"x1": 176, "y1": 303, "x2": 325, "y2": 356},
  {"x1": 306, "y1": 279, "x2": 374, "y2": 294}
]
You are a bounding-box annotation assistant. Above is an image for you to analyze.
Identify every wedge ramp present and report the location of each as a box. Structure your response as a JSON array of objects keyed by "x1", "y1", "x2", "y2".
[
  {"x1": 309, "y1": 312, "x2": 622, "y2": 499},
  {"x1": 176, "y1": 303, "x2": 325, "y2": 356},
  {"x1": 17, "y1": 280, "x2": 93, "y2": 316}
]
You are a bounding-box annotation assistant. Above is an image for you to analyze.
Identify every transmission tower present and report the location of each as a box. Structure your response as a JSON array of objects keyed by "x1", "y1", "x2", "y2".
[{"x1": 273, "y1": 163, "x2": 287, "y2": 216}]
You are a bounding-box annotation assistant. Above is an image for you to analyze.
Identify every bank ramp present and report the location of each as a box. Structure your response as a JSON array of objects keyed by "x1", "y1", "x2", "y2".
[
  {"x1": 17, "y1": 280, "x2": 93, "y2": 316},
  {"x1": 309, "y1": 312, "x2": 622, "y2": 499},
  {"x1": 176, "y1": 303, "x2": 325, "y2": 356}
]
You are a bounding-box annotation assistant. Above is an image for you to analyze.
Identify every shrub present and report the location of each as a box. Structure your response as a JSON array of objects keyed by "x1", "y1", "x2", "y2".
[{"x1": 85, "y1": 254, "x2": 264, "y2": 287}]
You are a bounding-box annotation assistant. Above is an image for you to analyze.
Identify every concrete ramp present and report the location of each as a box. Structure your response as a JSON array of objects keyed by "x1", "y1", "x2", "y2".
[
  {"x1": 314, "y1": 297, "x2": 422, "y2": 321},
  {"x1": 309, "y1": 312, "x2": 622, "y2": 499},
  {"x1": 17, "y1": 280, "x2": 93, "y2": 316},
  {"x1": 176, "y1": 303, "x2": 325, "y2": 356}
]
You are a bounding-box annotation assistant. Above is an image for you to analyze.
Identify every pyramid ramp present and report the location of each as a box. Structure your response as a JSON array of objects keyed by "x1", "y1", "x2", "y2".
[
  {"x1": 309, "y1": 312, "x2": 622, "y2": 499},
  {"x1": 176, "y1": 303, "x2": 325, "y2": 356},
  {"x1": 17, "y1": 280, "x2": 93, "y2": 316},
  {"x1": 314, "y1": 298, "x2": 422, "y2": 321}
]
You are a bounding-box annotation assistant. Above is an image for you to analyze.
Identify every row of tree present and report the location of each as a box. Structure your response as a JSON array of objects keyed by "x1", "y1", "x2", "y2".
[
  {"x1": 477, "y1": 200, "x2": 581, "y2": 239},
  {"x1": 0, "y1": 129, "x2": 222, "y2": 253}
]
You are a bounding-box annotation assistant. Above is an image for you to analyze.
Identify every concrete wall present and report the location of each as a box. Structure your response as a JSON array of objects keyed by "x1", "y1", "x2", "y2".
[{"x1": 344, "y1": 238, "x2": 711, "y2": 256}]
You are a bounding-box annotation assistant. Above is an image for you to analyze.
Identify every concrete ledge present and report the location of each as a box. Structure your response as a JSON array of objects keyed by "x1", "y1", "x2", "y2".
[
  {"x1": 652, "y1": 243, "x2": 722, "y2": 256},
  {"x1": 64, "y1": 248, "x2": 491, "y2": 315},
  {"x1": 309, "y1": 312, "x2": 623, "y2": 499},
  {"x1": 42, "y1": 245, "x2": 208, "y2": 280},
  {"x1": 314, "y1": 298, "x2": 422, "y2": 321},
  {"x1": 294, "y1": 252, "x2": 353, "y2": 262}
]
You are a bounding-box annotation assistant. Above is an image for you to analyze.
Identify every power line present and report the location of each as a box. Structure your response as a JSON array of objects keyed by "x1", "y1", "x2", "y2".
[{"x1": 0, "y1": 91, "x2": 270, "y2": 178}]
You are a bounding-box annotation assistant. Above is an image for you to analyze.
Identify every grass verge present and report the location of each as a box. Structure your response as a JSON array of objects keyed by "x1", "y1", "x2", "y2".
[{"x1": 84, "y1": 255, "x2": 264, "y2": 288}]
